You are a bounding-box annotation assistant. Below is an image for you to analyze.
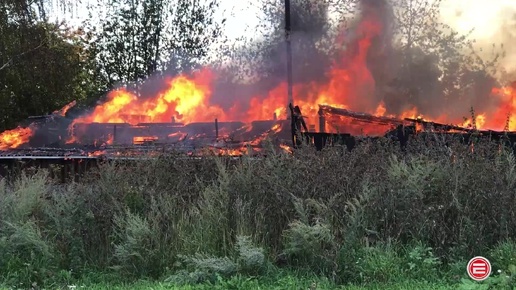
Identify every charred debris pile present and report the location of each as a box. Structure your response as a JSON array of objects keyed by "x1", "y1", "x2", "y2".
[
  {"x1": 296, "y1": 104, "x2": 516, "y2": 152},
  {"x1": 2, "y1": 101, "x2": 516, "y2": 161}
]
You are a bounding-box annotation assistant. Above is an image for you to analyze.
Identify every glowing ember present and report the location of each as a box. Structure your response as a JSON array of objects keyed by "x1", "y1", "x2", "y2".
[
  {"x1": 133, "y1": 136, "x2": 158, "y2": 145},
  {"x1": 280, "y1": 144, "x2": 293, "y2": 154},
  {"x1": 88, "y1": 150, "x2": 105, "y2": 157}
]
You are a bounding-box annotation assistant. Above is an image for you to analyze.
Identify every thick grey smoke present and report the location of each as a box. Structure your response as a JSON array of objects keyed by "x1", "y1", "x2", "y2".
[
  {"x1": 205, "y1": 0, "x2": 503, "y2": 124},
  {"x1": 207, "y1": 0, "x2": 335, "y2": 118},
  {"x1": 361, "y1": 0, "x2": 502, "y2": 123}
]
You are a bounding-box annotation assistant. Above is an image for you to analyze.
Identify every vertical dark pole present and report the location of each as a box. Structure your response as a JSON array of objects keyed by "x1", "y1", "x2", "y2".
[
  {"x1": 113, "y1": 125, "x2": 117, "y2": 145},
  {"x1": 285, "y1": 0, "x2": 293, "y2": 116},
  {"x1": 215, "y1": 118, "x2": 219, "y2": 139},
  {"x1": 318, "y1": 108, "x2": 326, "y2": 133},
  {"x1": 60, "y1": 159, "x2": 66, "y2": 183},
  {"x1": 73, "y1": 159, "x2": 79, "y2": 182}
]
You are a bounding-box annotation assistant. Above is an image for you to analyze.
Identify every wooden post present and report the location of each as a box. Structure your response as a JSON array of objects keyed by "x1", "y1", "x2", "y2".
[
  {"x1": 318, "y1": 108, "x2": 325, "y2": 133},
  {"x1": 113, "y1": 124, "x2": 117, "y2": 145},
  {"x1": 60, "y1": 159, "x2": 66, "y2": 183},
  {"x1": 73, "y1": 159, "x2": 79, "y2": 182},
  {"x1": 285, "y1": 0, "x2": 293, "y2": 117},
  {"x1": 215, "y1": 118, "x2": 219, "y2": 139}
]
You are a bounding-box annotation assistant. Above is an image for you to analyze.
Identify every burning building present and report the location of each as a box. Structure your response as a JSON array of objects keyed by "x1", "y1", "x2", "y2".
[{"x1": 1, "y1": 0, "x2": 516, "y2": 166}]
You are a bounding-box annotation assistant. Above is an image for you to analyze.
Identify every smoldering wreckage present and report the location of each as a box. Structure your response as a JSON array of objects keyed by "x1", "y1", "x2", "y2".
[
  {"x1": 1, "y1": 0, "x2": 516, "y2": 181},
  {"x1": 1, "y1": 97, "x2": 516, "y2": 181}
]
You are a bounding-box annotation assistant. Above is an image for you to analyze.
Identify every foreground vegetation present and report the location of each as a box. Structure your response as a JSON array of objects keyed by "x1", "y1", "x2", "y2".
[
  {"x1": 1, "y1": 137, "x2": 516, "y2": 289},
  {"x1": 0, "y1": 275, "x2": 464, "y2": 290}
]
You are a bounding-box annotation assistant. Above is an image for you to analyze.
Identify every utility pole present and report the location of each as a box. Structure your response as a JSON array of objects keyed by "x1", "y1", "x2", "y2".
[{"x1": 285, "y1": 0, "x2": 293, "y2": 118}]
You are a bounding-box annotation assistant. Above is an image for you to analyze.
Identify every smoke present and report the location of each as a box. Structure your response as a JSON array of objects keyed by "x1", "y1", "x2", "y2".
[
  {"x1": 489, "y1": 8, "x2": 516, "y2": 79},
  {"x1": 205, "y1": 0, "x2": 399, "y2": 119},
  {"x1": 440, "y1": 0, "x2": 516, "y2": 79},
  {"x1": 356, "y1": 0, "x2": 394, "y2": 110},
  {"x1": 205, "y1": 0, "x2": 502, "y2": 123},
  {"x1": 354, "y1": 0, "x2": 505, "y2": 122},
  {"x1": 207, "y1": 0, "x2": 335, "y2": 117},
  {"x1": 78, "y1": 0, "x2": 513, "y2": 126}
]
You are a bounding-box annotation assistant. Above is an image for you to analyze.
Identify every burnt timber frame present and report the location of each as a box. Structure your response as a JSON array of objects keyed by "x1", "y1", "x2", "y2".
[
  {"x1": 292, "y1": 103, "x2": 516, "y2": 153},
  {"x1": 3, "y1": 103, "x2": 516, "y2": 182},
  {"x1": 289, "y1": 103, "x2": 355, "y2": 150}
]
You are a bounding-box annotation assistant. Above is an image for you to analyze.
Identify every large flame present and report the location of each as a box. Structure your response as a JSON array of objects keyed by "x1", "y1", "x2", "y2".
[
  {"x1": 63, "y1": 13, "x2": 515, "y2": 138},
  {"x1": 73, "y1": 70, "x2": 225, "y2": 125},
  {"x1": 0, "y1": 126, "x2": 34, "y2": 150},
  {"x1": 488, "y1": 85, "x2": 516, "y2": 130},
  {"x1": 66, "y1": 16, "x2": 386, "y2": 135}
]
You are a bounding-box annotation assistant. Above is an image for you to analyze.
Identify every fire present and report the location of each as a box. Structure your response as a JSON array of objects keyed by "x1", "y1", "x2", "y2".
[
  {"x1": 106, "y1": 134, "x2": 114, "y2": 145},
  {"x1": 88, "y1": 150, "x2": 105, "y2": 157},
  {"x1": 0, "y1": 126, "x2": 34, "y2": 150},
  {"x1": 58, "y1": 12, "x2": 386, "y2": 138},
  {"x1": 133, "y1": 136, "x2": 158, "y2": 145},
  {"x1": 488, "y1": 85, "x2": 516, "y2": 130},
  {"x1": 58, "y1": 11, "x2": 516, "y2": 141},
  {"x1": 53, "y1": 100, "x2": 76, "y2": 117},
  {"x1": 72, "y1": 70, "x2": 225, "y2": 125},
  {"x1": 280, "y1": 144, "x2": 293, "y2": 154},
  {"x1": 1, "y1": 5, "x2": 516, "y2": 153},
  {"x1": 460, "y1": 114, "x2": 487, "y2": 129}
]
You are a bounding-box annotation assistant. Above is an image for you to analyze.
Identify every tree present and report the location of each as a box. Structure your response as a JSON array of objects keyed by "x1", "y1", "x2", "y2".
[
  {"x1": 0, "y1": 0, "x2": 96, "y2": 131},
  {"x1": 0, "y1": 22, "x2": 95, "y2": 130},
  {"x1": 85, "y1": 0, "x2": 224, "y2": 91}
]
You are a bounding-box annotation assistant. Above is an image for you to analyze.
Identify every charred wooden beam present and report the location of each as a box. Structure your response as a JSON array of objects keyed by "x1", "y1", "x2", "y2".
[
  {"x1": 404, "y1": 118, "x2": 472, "y2": 133},
  {"x1": 318, "y1": 108, "x2": 326, "y2": 133},
  {"x1": 318, "y1": 105, "x2": 404, "y2": 126},
  {"x1": 113, "y1": 124, "x2": 117, "y2": 144},
  {"x1": 215, "y1": 118, "x2": 219, "y2": 139}
]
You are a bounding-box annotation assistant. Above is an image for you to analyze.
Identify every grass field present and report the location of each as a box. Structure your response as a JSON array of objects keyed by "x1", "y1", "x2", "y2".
[
  {"x1": 0, "y1": 137, "x2": 515, "y2": 289},
  {"x1": 25, "y1": 278, "x2": 460, "y2": 290},
  {"x1": 0, "y1": 271, "x2": 466, "y2": 290}
]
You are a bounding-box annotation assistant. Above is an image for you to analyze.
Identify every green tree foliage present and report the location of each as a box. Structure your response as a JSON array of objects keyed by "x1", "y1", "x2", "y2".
[
  {"x1": 0, "y1": 0, "x2": 94, "y2": 131},
  {"x1": 85, "y1": 0, "x2": 224, "y2": 91}
]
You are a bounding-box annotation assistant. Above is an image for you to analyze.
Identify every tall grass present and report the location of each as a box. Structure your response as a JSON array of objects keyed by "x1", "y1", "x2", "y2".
[{"x1": 1, "y1": 135, "x2": 516, "y2": 288}]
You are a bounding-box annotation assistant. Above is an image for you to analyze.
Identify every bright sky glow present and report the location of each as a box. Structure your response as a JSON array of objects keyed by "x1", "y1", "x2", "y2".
[
  {"x1": 440, "y1": 0, "x2": 515, "y2": 38},
  {"x1": 53, "y1": 0, "x2": 515, "y2": 39}
]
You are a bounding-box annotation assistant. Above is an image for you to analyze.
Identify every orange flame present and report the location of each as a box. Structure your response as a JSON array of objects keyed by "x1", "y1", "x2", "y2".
[
  {"x1": 53, "y1": 100, "x2": 76, "y2": 116},
  {"x1": 488, "y1": 86, "x2": 516, "y2": 130},
  {"x1": 0, "y1": 127, "x2": 34, "y2": 150},
  {"x1": 72, "y1": 70, "x2": 225, "y2": 125}
]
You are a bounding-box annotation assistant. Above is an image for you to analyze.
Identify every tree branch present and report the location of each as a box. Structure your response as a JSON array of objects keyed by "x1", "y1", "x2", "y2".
[{"x1": 0, "y1": 40, "x2": 45, "y2": 71}]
